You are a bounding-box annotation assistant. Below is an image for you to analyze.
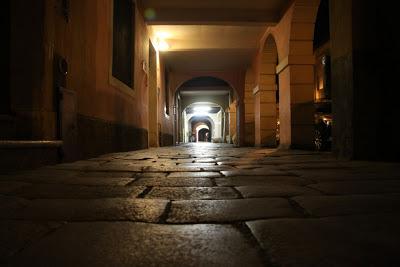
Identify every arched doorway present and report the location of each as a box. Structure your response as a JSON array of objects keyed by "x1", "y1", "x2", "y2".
[
  {"x1": 198, "y1": 128, "x2": 210, "y2": 142},
  {"x1": 186, "y1": 112, "x2": 215, "y2": 143}
]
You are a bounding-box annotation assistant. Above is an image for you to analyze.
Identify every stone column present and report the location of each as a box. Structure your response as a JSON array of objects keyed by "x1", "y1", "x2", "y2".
[
  {"x1": 288, "y1": 63, "x2": 315, "y2": 149},
  {"x1": 244, "y1": 70, "x2": 255, "y2": 146},
  {"x1": 254, "y1": 58, "x2": 277, "y2": 147},
  {"x1": 228, "y1": 101, "x2": 237, "y2": 145},
  {"x1": 330, "y1": 0, "x2": 399, "y2": 160},
  {"x1": 277, "y1": 59, "x2": 315, "y2": 150}
]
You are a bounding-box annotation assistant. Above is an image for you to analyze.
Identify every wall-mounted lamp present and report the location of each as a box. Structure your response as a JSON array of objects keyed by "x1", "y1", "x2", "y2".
[
  {"x1": 158, "y1": 39, "x2": 170, "y2": 51},
  {"x1": 155, "y1": 32, "x2": 171, "y2": 51}
]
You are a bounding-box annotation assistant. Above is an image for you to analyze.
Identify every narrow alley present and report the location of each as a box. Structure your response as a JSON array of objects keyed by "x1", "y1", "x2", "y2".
[{"x1": 2, "y1": 143, "x2": 400, "y2": 266}]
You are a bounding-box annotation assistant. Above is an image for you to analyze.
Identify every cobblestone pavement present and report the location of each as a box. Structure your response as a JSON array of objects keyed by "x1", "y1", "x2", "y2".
[{"x1": 1, "y1": 143, "x2": 400, "y2": 266}]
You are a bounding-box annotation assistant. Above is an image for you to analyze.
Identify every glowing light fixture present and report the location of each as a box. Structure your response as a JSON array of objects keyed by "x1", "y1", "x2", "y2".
[
  {"x1": 156, "y1": 32, "x2": 171, "y2": 39},
  {"x1": 193, "y1": 106, "x2": 211, "y2": 113},
  {"x1": 158, "y1": 40, "x2": 170, "y2": 51},
  {"x1": 154, "y1": 31, "x2": 171, "y2": 51}
]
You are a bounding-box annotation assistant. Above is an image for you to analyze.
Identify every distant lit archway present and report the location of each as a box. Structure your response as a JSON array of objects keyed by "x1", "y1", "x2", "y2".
[{"x1": 176, "y1": 76, "x2": 237, "y2": 144}]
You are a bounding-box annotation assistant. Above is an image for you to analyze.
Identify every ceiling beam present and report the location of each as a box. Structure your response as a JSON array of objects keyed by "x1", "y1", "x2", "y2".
[{"x1": 141, "y1": 8, "x2": 280, "y2": 25}]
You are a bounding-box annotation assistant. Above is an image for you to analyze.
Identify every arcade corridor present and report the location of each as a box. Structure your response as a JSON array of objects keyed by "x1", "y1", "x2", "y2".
[
  {"x1": 2, "y1": 0, "x2": 400, "y2": 265},
  {"x1": 2, "y1": 143, "x2": 400, "y2": 266}
]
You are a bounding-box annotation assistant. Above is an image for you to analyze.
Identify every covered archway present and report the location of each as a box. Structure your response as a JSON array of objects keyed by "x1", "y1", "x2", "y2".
[
  {"x1": 175, "y1": 76, "x2": 238, "y2": 144},
  {"x1": 197, "y1": 127, "x2": 210, "y2": 142},
  {"x1": 184, "y1": 107, "x2": 221, "y2": 143}
]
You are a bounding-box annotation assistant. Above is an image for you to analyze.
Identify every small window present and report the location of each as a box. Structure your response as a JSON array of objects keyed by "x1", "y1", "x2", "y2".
[{"x1": 112, "y1": 0, "x2": 134, "y2": 88}]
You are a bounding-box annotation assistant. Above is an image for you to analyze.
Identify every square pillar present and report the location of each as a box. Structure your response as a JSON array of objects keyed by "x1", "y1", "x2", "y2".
[
  {"x1": 254, "y1": 66, "x2": 277, "y2": 147},
  {"x1": 244, "y1": 70, "x2": 255, "y2": 146},
  {"x1": 278, "y1": 63, "x2": 315, "y2": 150},
  {"x1": 330, "y1": 0, "x2": 400, "y2": 160}
]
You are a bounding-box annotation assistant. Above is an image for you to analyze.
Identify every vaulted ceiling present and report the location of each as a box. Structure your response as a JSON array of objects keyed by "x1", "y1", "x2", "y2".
[{"x1": 138, "y1": 0, "x2": 291, "y2": 71}]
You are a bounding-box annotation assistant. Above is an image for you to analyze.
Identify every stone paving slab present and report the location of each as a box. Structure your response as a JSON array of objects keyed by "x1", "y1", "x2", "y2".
[
  {"x1": 0, "y1": 181, "x2": 31, "y2": 194},
  {"x1": 236, "y1": 185, "x2": 321, "y2": 198},
  {"x1": 247, "y1": 214, "x2": 400, "y2": 266},
  {"x1": 8, "y1": 184, "x2": 146, "y2": 199},
  {"x1": 309, "y1": 180, "x2": 400, "y2": 195},
  {"x1": 168, "y1": 171, "x2": 222, "y2": 178},
  {"x1": 216, "y1": 176, "x2": 311, "y2": 186},
  {"x1": 6, "y1": 222, "x2": 264, "y2": 267},
  {"x1": 145, "y1": 187, "x2": 239, "y2": 200},
  {"x1": 193, "y1": 158, "x2": 217, "y2": 163},
  {"x1": 167, "y1": 198, "x2": 299, "y2": 223},
  {"x1": 1, "y1": 176, "x2": 135, "y2": 186},
  {"x1": 177, "y1": 163, "x2": 218, "y2": 167},
  {"x1": 77, "y1": 171, "x2": 135, "y2": 177},
  {"x1": 132, "y1": 177, "x2": 214, "y2": 187},
  {"x1": 0, "y1": 196, "x2": 29, "y2": 219},
  {"x1": 0, "y1": 221, "x2": 63, "y2": 262},
  {"x1": 143, "y1": 166, "x2": 203, "y2": 172},
  {"x1": 46, "y1": 161, "x2": 104, "y2": 170},
  {"x1": 8, "y1": 198, "x2": 168, "y2": 222},
  {"x1": 134, "y1": 172, "x2": 168, "y2": 178},
  {"x1": 11, "y1": 169, "x2": 81, "y2": 178},
  {"x1": 221, "y1": 169, "x2": 293, "y2": 177},
  {"x1": 260, "y1": 159, "x2": 339, "y2": 166},
  {"x1": 290, "y1": 168, "x2": 400, "y2": 182},
  {"x1": 277, "y1": 162, "x2": 349, "y2": 170},
  {"x1": 84, "y1": 164, "x2": 145, "y2": 172},
  {"x1": 292, "y1": 194, "x2": 400, "y2": 217},
  {"x1": 233, "y1": 165, "x2": 267, "y2": 169},
  {"x1": 2, "y1": 144, "x2": 400, "y2": 266}
]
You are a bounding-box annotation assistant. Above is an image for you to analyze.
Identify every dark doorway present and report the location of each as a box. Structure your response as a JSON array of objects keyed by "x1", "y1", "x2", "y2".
[{"x1": 198, "y1": 128, "x2": 211, "y2": 142}]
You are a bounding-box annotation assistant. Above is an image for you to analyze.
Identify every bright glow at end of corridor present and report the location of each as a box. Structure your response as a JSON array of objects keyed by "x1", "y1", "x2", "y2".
[{"x1": 193, "y1": 106, "x2": 211, "y2": 113}]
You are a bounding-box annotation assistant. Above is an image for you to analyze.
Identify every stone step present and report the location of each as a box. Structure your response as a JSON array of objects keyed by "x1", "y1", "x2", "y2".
[{"x1": 0, "y1": 140, "x2": 63, "y2": 173}]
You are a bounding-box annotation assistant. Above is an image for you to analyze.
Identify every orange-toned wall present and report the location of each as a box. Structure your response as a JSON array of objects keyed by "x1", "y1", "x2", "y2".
[
  {"x1": 47, "y1": 0, "x2": 156, "y2": 157},
  {"x1": 51, "y1": 0, "x2": 148, "y2": 127}
]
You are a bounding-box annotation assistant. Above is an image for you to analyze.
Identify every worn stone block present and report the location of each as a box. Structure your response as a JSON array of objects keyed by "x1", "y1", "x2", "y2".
[{"x1": 167, "y1": 198, "x2": 298, "y2": 223}]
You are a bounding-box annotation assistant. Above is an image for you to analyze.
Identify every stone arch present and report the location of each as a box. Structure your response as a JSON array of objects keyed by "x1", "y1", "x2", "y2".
[
  {"x1": 197, "y1": 127, "x2": 210, "y2": 142},
  {"x1": 173, "y1": 74, "x2": 240, "y2": 100},
  {"x1": 290, "y1": 0, "x2": 321, "y2": 55},
  {"x1": 188, "y1": 115, "x2": 215, "y2": 142},
  {"x1": 281, "y1": 0, "x2": 321, "y2": 149},
  {"x1": 254, "y1": 35, "x2": 279, "y2": 147},
  {"x1": 175, "y1": 76, "x2": 238, "y2": 144},
  {"x1": 180, "y1": 98, "x2": 229, "y2": 113}
]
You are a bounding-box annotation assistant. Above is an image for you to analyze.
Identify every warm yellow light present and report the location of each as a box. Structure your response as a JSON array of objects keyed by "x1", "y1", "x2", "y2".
[
  {"x1": 158, "y1": 40, "x2": 170, "y2": 51},
  {"x1": 156, "y1": 32, "x2": 171, "y2": 39}
]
